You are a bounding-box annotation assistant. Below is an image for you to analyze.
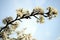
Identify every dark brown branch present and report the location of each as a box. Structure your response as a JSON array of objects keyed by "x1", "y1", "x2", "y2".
[
  {"x1": 0, "y1": 11, "x2": 48, "y2": 38},
  {"x1": 0, "y1": 12, "x2": 48, "y2": 32}
]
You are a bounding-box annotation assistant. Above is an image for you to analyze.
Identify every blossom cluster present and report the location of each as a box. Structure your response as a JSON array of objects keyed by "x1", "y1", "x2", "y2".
[
  {"x1": 16, "y1": 6, "x2": 58, "y2": 23},
  {"x1": 2, "y1": 27, "x2": 36, "y2": 40}
]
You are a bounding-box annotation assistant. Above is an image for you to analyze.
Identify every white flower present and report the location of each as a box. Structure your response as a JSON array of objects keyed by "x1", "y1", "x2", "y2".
[
  {"x1": 47, "y1": 6, "x2": 58, "y2": 18},
  {"x1": 16, "y1": 8, "x2": 24, "y2": 17},
  {"x1": 33, "y1": 6, "x2": 44, "y2": 15},
  {"x1": 2, "y1": 16, "x2": 13, "y2": 24},
  {"x1": 2, "y1": 18, "x2": 7, "y2": 24},
  {"x1": 2, "y1": 32, "x2": 9, "y2": 40},
  {"x1": 39, "y1": 16, "x2": 45, "y2": 23},
  {"x1": 52, "y1": 8, "x2": 58, "y2": 17},
  {"x1": 25, "y1": 10, "x2": 30, "y2": 16},
  {"x1": 16, "y1": 8, "x2": 30, "y2": 18},
  {"x1": 11, "y1": 21, "x2": 19, "y2": 31}
]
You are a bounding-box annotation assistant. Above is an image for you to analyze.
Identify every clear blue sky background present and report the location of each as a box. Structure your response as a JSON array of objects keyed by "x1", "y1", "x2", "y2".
[{"x1": 0, "y1": 0, "x2": 60, "y2": 40}]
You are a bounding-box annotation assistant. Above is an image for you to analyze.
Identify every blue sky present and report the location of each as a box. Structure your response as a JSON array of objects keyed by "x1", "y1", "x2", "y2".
[{"x1": 0, "y1": 0, "x2": 60, "y2": 40}]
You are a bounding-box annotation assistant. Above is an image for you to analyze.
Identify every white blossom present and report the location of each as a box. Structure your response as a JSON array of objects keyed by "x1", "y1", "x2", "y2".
[
  {"x1": 47, "y1": 6, "x2": 58, "y2": 18},
  {"x1": 2, "y1": 16, "x2": 13, "y2": 24},
  {"x1": 39, "y1": 16, "x2": 45, "y2": 23},
  {"x1": 33, "y1": 6, "x2": 44, "y2": 15},
  {"x1": 16, "y1": 8, "x2": 30, "y2": 18}
]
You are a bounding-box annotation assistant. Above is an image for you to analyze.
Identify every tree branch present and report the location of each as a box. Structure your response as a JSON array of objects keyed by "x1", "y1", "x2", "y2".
[
  {"x1": 0, "y1": 10, "x2": 50, "y2": 38},
  {"x1": 0, "y1": 12, "x2": 48, "y2": 33}
]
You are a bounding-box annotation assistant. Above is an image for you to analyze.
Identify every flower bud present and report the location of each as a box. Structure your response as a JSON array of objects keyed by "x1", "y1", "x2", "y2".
[{"x1": 39, "y1": 16, "x2": 45, "y2": 23}]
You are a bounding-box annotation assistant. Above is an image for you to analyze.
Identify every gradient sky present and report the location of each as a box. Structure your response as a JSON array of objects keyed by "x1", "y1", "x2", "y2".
[{"x1": 0, "y1": 0, "x2": 60, "y2": 40}]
